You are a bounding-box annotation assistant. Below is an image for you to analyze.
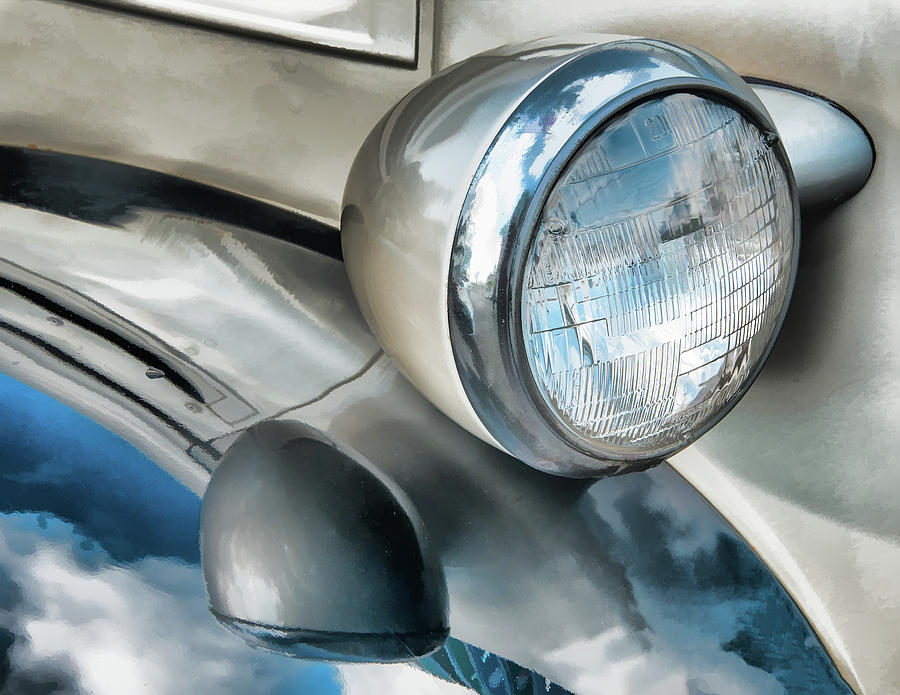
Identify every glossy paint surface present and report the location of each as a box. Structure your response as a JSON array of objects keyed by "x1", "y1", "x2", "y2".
[
  {"x1": 0, "y1": 373, "x2": 850, "y2": 694},
  {"x1": 74, "y1": 0, "x2": 419, "y2": 64},
  {"x1": 0, "y1": 201, "x2": 376, "y2": 424},
  {"x1": 0, "y1": 1, "x2": 895, "y2": 690},
  {"x1": 0, "y1": 0, "x2": 434, "y2": 226},
  {"x1": 0, "y1": 147, "x2": 378, "y2": 490}
]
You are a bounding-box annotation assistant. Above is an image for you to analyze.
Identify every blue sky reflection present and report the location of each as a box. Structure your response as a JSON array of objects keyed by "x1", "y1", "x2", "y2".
[
  {"x1": 0, "y1": 374, "x2": 474, "y2": 695},
  {"x1": 0, "y1": 372, "x2": 852, "y2": 694}
]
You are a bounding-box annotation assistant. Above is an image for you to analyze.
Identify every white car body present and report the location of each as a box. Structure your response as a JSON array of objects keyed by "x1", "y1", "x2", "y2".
[{"x1": 0, "y1": 1, "x2": 896, "y2": 693}]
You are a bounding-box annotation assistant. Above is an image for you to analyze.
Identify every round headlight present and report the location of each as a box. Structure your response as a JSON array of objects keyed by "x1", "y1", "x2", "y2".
[
  {"x1": 342, "y1": 37, "x2": 799, "y2": 477},
  {"x1": 520, "y1": 92, "x2": 795, "y2": 459}
]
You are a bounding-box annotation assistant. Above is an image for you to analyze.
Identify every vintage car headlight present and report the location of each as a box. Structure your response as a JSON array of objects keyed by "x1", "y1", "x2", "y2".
[
  {"x1": 520, "y1": 92, "x2": 794, "y2": 459},
  {"x1": 342, "y1": 37, "x2": 799, "y2": 476}
]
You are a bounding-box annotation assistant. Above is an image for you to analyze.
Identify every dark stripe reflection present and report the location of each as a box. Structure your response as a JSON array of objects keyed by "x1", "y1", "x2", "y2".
[{"x1": 0, "y1": 145, "x2": 342, "y2": 260}]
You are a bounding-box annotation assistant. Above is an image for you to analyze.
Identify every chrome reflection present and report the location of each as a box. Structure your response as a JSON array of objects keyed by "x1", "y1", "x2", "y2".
[
  {"x1": 447, "y1": 39, "x2": 798, "y2": 475},
  {"x1": 748, "y1": 82, "x2": 875, "y2": 209}
]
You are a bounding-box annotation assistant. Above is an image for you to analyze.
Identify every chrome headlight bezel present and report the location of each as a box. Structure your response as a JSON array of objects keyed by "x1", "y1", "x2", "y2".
[
  {"x1": 342, "y1": 36, "x2": 800, "y2": 477},
  {"x1": 446, "y1": 39, "x2": 800, "y2": 475}
]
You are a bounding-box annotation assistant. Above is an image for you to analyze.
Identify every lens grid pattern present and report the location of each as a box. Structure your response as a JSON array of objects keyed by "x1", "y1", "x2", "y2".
[{"x1": 522, "y1": 93, "x2": 794, "y2": 453}]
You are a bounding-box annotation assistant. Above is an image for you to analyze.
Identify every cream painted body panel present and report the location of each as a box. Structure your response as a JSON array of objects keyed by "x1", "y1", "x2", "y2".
[
  {"x1": 76, "y1": 0, "x2": 420, "y2": 64},
  {"x1": 0, "y1": 0, "x2": 896, "y2": 693},
  {"x1": 0, "y1": 0, "x2": 433, "y2": 227}
]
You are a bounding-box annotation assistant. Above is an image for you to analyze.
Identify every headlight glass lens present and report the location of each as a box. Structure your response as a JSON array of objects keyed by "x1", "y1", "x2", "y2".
[{"x1": 521, "y1": 92, "x2": 795, "y2": 456}]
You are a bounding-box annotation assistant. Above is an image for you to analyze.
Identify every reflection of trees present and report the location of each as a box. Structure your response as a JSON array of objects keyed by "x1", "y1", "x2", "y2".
[
  {"x1": 584, "y1": 473, "x2": 852, "y2": 695},
  {"x1": 420, "y1": 638, "x2": 574, "y2": 695},
  {"x1": 722, "y1": 591, "x2": 850, "y2": 694}
]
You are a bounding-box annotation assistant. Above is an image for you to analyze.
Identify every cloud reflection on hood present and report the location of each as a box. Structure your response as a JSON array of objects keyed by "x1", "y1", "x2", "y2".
[
  {"x1": 0, "y1": 511, "x2": 471, "y2": 695},
  {"x1": 0, "y1": 372, "x2": 853, "y2": 695},
  {"x1": 0, "y1": 373, "x2": 473, "y2": 695}
]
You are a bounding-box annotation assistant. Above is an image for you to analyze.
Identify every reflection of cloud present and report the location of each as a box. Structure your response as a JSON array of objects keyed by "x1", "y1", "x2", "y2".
[
  {"x1": 557, "y1": 466, "x2": 851, "y2": 695},
  {"x1": 338, "y1": 663, "x2": 471, "y2": 695},
  {"x1": 0, "y1": 512, "x2": 470, "y2": 695},
  {"x1": 544, "y1": 627, "x2": 687, "y2": 695},
  {"x1": 0, "y1": 375, "x2": 850, "y2": 694}
]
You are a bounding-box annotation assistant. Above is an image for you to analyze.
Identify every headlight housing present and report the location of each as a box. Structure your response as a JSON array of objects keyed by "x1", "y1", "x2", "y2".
[{"x1": 342, "y1": 37, "x2": 799, "y2": 476}]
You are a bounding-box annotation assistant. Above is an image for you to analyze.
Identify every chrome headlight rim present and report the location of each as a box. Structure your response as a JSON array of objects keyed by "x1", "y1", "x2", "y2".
[{"x1": 448, "y1": 38, "x2": 801, "y2": 476}]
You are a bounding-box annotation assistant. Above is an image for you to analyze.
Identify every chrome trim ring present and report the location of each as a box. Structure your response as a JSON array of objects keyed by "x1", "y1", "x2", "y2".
[{"x1": 448, "y1": 39, "x2": 801, "y2": 477}]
